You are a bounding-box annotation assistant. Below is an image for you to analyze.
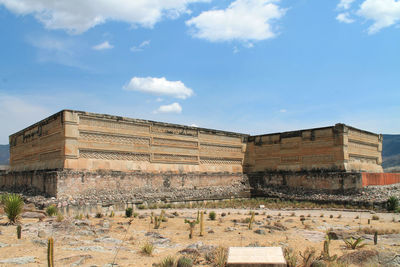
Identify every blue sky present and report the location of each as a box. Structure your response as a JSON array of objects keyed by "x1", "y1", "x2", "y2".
[{"x1": 0, "y1": 0, "x2": 399, "y2": 144}]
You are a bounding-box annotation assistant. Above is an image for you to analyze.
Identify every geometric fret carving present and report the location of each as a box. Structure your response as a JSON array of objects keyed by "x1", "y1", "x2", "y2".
[
  {"x1": 200, "y1": 157, "x2": 242, "y2": 165},
  {"x1": 200, "y1": 143, "x2": 242, "y2": 153},
  {"x1": 152, "y1": 153, "x2": 198, "y2": 163},
  {"x1": 280, "y1": 142, "x2": 299, "y2": 150},
  {"x1": 80, "y1": 131, "x2": 149, "y2": 145},
  {"x1": 152, "y1": 125, "x2": 198, "y2": 137},
  {"x1": 79, "y1": 149, "x2": 150, "y2": 161},
  {"x1": 79, "y1": 117, "x2": 149, "y2": 133},
  {"x1": 152, "y1": 138, "x2": 198, "y2": 148}
]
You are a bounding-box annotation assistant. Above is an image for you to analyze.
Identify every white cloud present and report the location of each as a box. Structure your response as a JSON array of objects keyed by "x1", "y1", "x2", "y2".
[
  {"x1": 124, "y1": 77, "x2": 194, "y2": 99},
  {"x1": 186, "y1": 0, "x2": 286, "y2": 42},
  {"x1": 0, "y1": 0, "x2": 209, "y2": 34},
  {"x1": 190, "y1": 123, "x2": 199, "y2": 127},
  {"x1": 337, "y1": 0, "x2": 355, "y2": 10},
  {"x1": 357, "y1": 0, "x2": 400, "y2": 34},
  {"x1": 92, "y1": 41, "x2": 113, "y2": 50},
  {"x1": 154, "y1": 102, "x2": 182, "y2": 114},
  {"x1": 336, "y1": 12, "x2": 355, "y2": 23},
  {"x1": 279, "y1": 109, "x2": 287, "y2": 113},
  {"x1": 130, "y1": 40, "x2": 151, "y2": 52}
]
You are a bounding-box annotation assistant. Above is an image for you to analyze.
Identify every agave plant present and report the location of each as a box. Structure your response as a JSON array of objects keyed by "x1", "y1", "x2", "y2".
[
  {"x1": 343, "y1": 237, "x2": 366, "y2": 249},
  {"x1": 4, "y1": 194, "x2": 24, "y2": 224}
]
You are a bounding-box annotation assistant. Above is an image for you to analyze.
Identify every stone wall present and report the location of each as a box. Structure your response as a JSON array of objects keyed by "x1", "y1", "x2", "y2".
[
  {"x1": 9, "y1": 110, "x2": 248, "y2": 173},
  {"x1": 344, "y1": 126, "x2": 383, "y2": 172},
  {"x1": 0, "y1": 169, "x2": 250, "y2": 201},
  {"x1": 244, "y1": 124, "x2": 383, "y2": 173},
  {"x1": 248, "y1": 171, "x2": 363, "y2": 193},
  {"x1": 9, "y1": 112, "x2": 65, "y2": 171}
]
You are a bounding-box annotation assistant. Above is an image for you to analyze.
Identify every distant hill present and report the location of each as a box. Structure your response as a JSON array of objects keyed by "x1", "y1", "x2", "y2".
[
  {"x1": 382, "y1": 134, "x2": 400, "y2": 172},
  {"x1": 0, "y1": 144, "x2": 9, "y2": 165}
]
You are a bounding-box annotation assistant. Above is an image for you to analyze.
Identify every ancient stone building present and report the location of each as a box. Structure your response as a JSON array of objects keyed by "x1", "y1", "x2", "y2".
[{"x1": 1, "y1": 109, "x2": 396, "y2": 202}]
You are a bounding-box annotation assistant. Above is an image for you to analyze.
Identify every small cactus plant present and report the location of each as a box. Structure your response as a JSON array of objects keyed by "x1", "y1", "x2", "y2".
[
  {"x1": 154, "y1": 210, "x2": 165, "y2": 229},
  {"x1": 17, "y1": 225, "x2": 22, "y2": 239},
  {"x1": 47, "y1": 237, "x2": 54, "y2": 267},
  {"x1": 200, "y1": 211, "x2": 204, "y2": 236},
  {"x1": 184, "y1": 219, "x2": 198, "y2": 239},
  {"x1": 177, "y1": 256, "x2": 193, "y2": 267},
  {"x1": 374, "y1": 231, "x2": 378, "y2": 245},
  {"x1": 248, "y1": 211, "x2": 255, "y2": 230}
]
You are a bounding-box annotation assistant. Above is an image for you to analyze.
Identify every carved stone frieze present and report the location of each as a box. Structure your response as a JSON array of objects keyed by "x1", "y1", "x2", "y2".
[
  {"x1": 79, "y1": 117, "x2": 149, "y2": 133},
  {"x1": 349, "y1": 155, "x2": 377, "y2": 164},
  {"x1": 79, "y1": 149, "x2": 150, "y2": 161},
  {"x1": 80, "y1": 131, "x2": 149, "y2": 145},
  {"x1": 152, "y1": 153, "x2": 198, "y2": 163},
  {"x1": 151, "y1": 125, "x2": 198, "y2": 137},
  {"x1": 200, "y1": 157, "x2": 242, "y2": 165},
  {"x1": 200, "y1": 143, "x2": 242, "y2": 153},
  {"x1": 302, "y1": 154, "x2": 334, "y2": 163},
  {"x1": 152, "y1": 137, "x2": 198, "y2": 148}
]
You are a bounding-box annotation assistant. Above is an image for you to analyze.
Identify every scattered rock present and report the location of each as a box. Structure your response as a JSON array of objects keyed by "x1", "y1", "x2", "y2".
[
  {"x1": 66, "y1": 246, "x2": 107, "y2": 252},
  {"x1": 254, "y1": 229, "x2": 266, "y2": 235},
  {"x1": 0, "y1": 256, "x2": 36, "y2": 265},
  {"x1": 225, "y1": 227, "x2": 236, "y2": 232},
  {"x1": 74, "y1": 220, "x2": 90, "y2": 226},
  {"x1": 38, "y1": 230, "x2": 47, "y2": 238},
  {"x1": 94, "y1": 236, "x2": 122, "y2": 244},
  {"x1": 32, "y1": 239, "x2": 47, "y2": 247},
  {"x1": 338, "y1": 250, "x2": 379, "y2": 265},
  {"x1": 0, "y1": 242, "x2": 9, "y2": 248},
  {"x1": 59, "y1": 254, "x2": 93, "y2": 266},
  {"x1": 21, "y1": 212, "x2": 45, "y2": 220}
]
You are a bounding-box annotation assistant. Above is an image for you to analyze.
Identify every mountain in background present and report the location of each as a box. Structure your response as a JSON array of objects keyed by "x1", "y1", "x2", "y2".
[
  {"x1": 382, "y1": 134, "x2": 400, "y2": 172},
  {"x1": 0, "y1": 144, "x2": 9, "y2": 166},
  {"x1": 0, "y1": 134, "x2": 399, "y2": 171}
]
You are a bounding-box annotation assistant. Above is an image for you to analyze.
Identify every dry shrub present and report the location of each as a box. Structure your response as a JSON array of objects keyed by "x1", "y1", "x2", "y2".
[
  {"x1": 299, "y1": 247, "x2": 317, "y2": 267},
  {"x1": 213, "y1": 247, "x2": 228, "y2": 267},
  {"x1": 284, "y1": 247, "x2": 297, "y2": 267},
  {"x1": 359, "y1": 227, "x2": 399, "y2": 235}
]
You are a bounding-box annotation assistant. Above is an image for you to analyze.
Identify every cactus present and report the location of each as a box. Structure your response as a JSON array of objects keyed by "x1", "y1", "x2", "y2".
[
  {"x1": 321, "y1": 236, "x2": 337, "y2": 261},
  {"x1": 154, "y1": 210, "x2": 165, "y2": 229},
  {"x1": 47, "y1": 238, "x2": 54, "y2": 267},
  {"x1": 248, "y1": 211, "x2": 255, "y2": 230},
  {"x1": 196, "y1": 210, "x2": 200, "y2": 223},
  {"x1": 184, "y1": 219, "x2": 198, "y2": 239},
  {"x1": 200, "y1": 211, "x2": 204, "y2": 236},
  {"x1": 17, "y1": 225, "x2": 21, "y2": 239},
  {"x1": 374, "y1": 231, "x2": 378, "y2": 245},
  {"x1": 150, "y1": 212, "x2": 154, "y2": 224}
]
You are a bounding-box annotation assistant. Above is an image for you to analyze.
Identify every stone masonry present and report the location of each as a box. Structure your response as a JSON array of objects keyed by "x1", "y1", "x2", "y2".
[{"x1": 0, "y1": 110, "x2": 388, "y2": 201}]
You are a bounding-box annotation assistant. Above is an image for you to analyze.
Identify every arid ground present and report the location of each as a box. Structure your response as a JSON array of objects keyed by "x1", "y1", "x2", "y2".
[{"x1": 0, "y1": 207, "x2": 399, "y2": 266}]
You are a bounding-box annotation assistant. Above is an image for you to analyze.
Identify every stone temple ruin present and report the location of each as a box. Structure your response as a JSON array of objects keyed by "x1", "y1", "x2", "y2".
[{"x1": 1, "y1": 110, "x2": 399, "y2": 204}]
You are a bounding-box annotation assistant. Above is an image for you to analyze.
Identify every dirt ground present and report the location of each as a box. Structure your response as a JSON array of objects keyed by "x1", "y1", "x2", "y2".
[{"x1": 0, "y1": 208, "x2": 399, "y2": 266}]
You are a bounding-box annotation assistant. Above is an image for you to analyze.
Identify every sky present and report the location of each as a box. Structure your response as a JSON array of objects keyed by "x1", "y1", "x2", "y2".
[{"x1": 0, "y1": 0, "x2": 399, "y2": 144}]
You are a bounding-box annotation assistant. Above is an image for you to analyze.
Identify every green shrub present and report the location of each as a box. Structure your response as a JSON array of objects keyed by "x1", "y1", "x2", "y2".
[
  {"x1": 133, "y1": 212, "x2": 139, "y2": 218},
  {"x1": 125, "y1": 207, "x2": 133, "y2": 218},
  {"x1": 159, "y1": 256, "x2": 175, "y2": 267},
  {"x1": 137, "y1": 204, "x2": 146, "y2": 209},
  {"x1": 387, "y1": 196, "x2": 399, "y2": 211},
  {"x1": 177, "y1": 256, "x2": 193, "y2": 267},
  {"x1": 371, "y1": 215, "x2": 379, "y2": 220},
  {"x1": 209, "y1": 211, "x2": 216, "y2": 220},
  {"x1": 95, "y1": 212, "x2": 103, "y2": 218},
  {"x1": 4, "y1": 194, "x2": 24, "y2": 224},
  {"x1": 46, "y1": 205, "x2": 58, "y2": 216},
  {"x1": 141, "y1": 242, "x2": 154, "y2": 256}
]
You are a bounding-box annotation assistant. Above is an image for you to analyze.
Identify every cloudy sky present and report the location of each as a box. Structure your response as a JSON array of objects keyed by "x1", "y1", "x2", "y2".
[{"x1": 0, "y1": 0, "x2": 399, "y2": 144}]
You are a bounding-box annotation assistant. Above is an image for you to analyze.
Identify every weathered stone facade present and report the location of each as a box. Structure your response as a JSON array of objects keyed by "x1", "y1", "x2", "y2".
[
  {"x1": 1, "y1": 110, "x2": 387, "y2": 200},
  {"x1": 244, "y1": 124, "x2": 383, "y2": 173}
]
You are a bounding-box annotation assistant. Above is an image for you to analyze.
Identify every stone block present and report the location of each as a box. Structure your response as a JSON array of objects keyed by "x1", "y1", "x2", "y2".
[{"x1": 226, "y1": 247, "x2": 286, "y2": 267}]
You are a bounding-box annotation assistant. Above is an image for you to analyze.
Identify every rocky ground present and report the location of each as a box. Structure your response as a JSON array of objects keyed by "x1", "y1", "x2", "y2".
[{"x1": 0, "y1": 206, "x2": 400, "y2": 266}]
